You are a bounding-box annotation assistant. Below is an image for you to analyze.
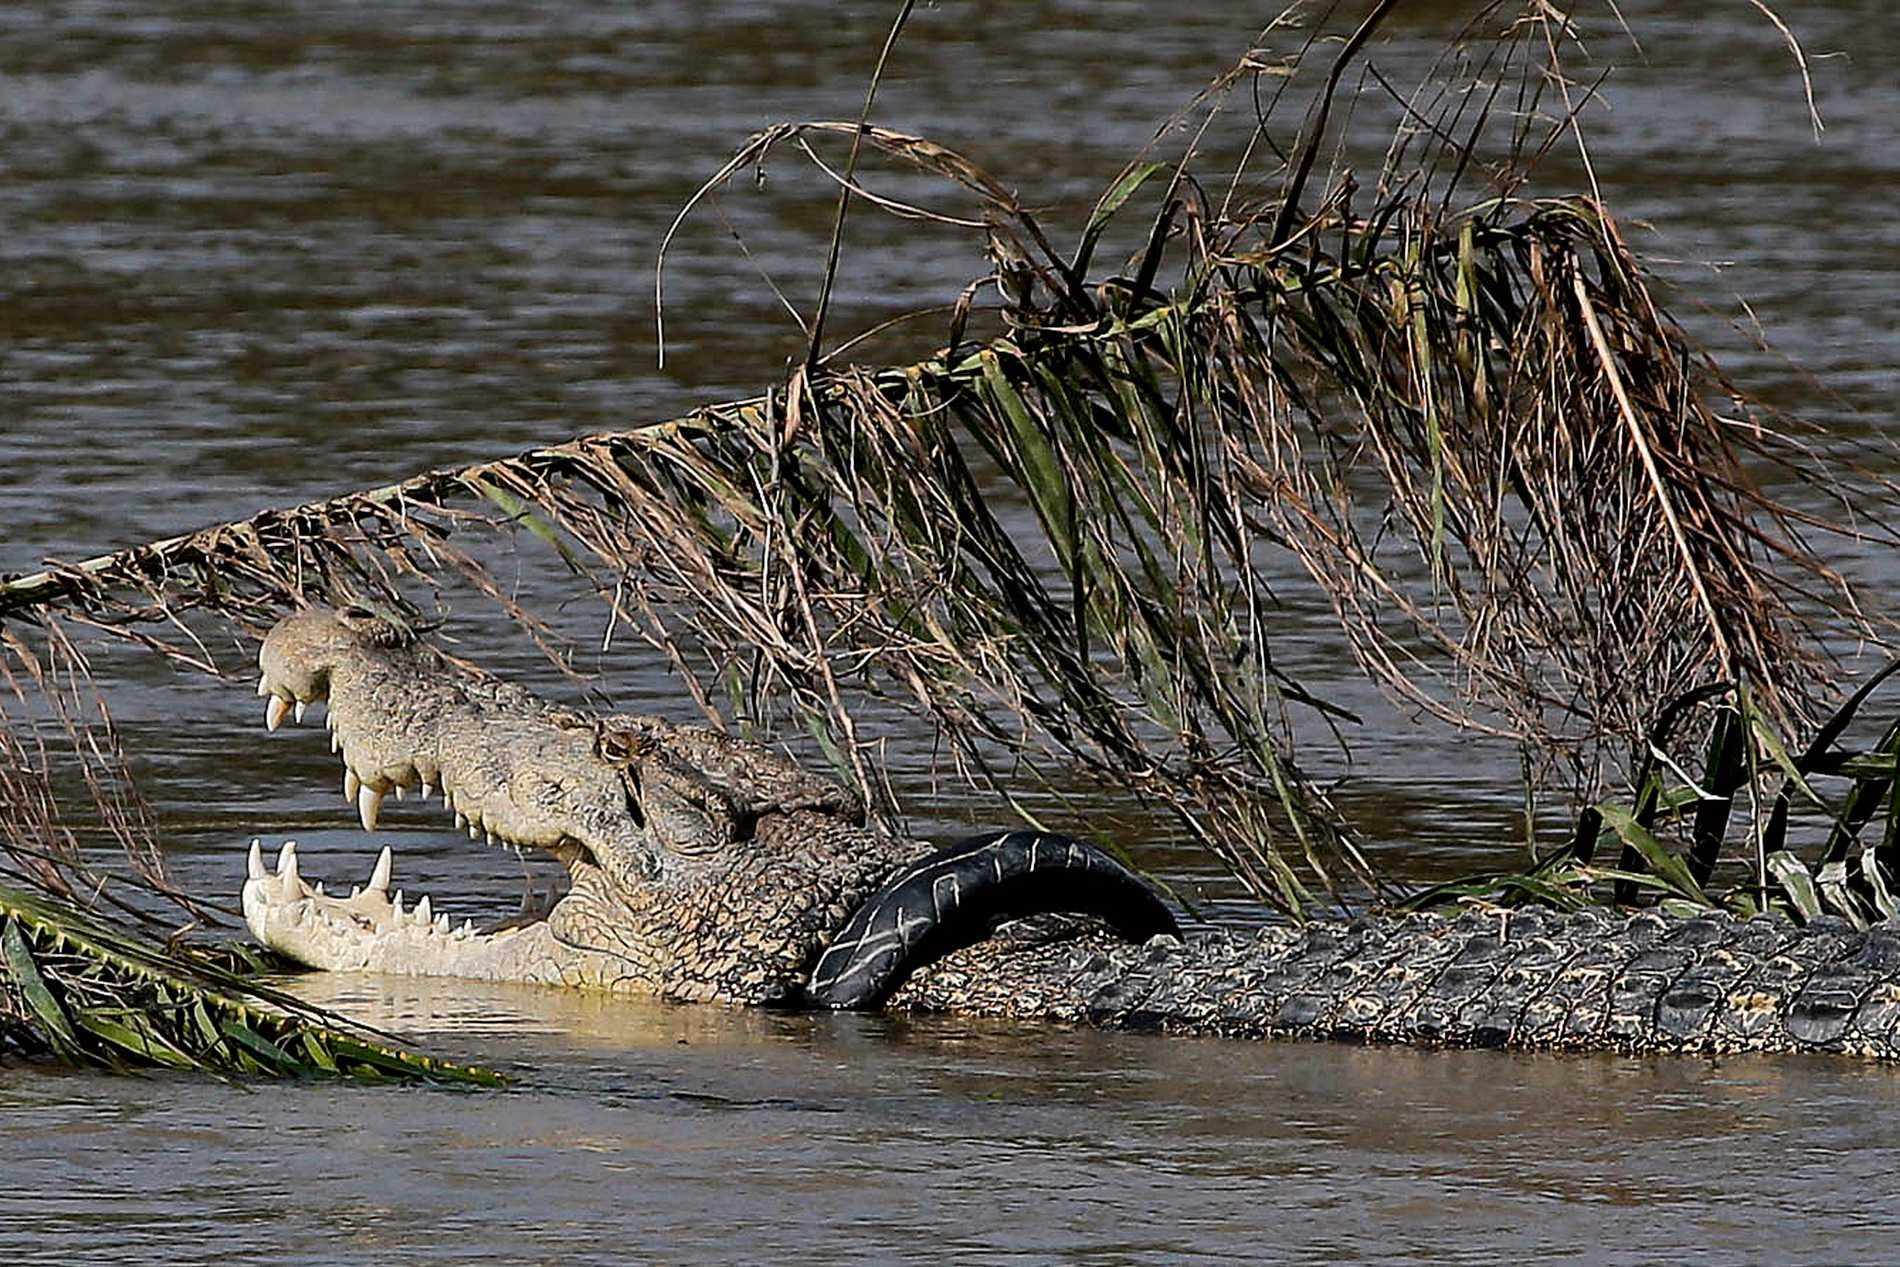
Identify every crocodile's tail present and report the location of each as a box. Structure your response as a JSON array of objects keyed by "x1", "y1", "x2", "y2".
[{"x1": 803, "y1": 830, "x2": 1177, "y2": 1010}]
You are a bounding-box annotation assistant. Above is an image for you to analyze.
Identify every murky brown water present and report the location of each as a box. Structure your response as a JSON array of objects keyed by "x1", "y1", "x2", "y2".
[
  {"x1": 11, "y1": 975, "x2": 1900, "y2": 1265},
  {"x1": 2, "y1": 2, "x2": 1898, "y2": 1261}
]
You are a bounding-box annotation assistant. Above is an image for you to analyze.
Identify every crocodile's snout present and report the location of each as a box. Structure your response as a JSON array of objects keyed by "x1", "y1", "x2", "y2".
[
  {"x1": 256, "y1": 605, "x2": 613, "y2": 854},
  {"x1": 256, "y1": 605, "x2": 399, "y2": 727}
]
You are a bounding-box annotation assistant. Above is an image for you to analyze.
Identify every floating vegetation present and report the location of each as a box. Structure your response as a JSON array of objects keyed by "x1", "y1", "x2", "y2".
[
  {"x1": 0, "y1": 880, "x2": 505, "y2": 1083},
  {"x1": 1405, "y1": 665, "x2": 1900, "y2": 922}
]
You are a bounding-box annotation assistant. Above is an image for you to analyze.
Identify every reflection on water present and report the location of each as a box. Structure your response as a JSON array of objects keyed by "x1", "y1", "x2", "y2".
[{"x1": 2, "y1": 0, "x2": 1898, "y2": 1260}]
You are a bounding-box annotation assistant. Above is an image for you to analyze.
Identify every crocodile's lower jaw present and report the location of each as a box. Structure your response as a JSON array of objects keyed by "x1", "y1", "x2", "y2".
[{"x1": 241, "y1": 839, "x2": 568, "y2": 985}]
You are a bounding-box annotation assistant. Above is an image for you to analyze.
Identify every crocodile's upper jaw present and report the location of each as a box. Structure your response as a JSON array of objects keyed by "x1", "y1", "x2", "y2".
[{"x1": 255, "y1": 607, "x2": 637, "y2": 876}]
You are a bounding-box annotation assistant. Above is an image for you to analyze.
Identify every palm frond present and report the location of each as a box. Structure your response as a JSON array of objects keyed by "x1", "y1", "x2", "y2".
[
  {"x1": 0, "y1": 0, "x2": 1889, "y2": 934},
  {"x1": 0, "y1": 880, "x2": 504, "y2": 1084}
]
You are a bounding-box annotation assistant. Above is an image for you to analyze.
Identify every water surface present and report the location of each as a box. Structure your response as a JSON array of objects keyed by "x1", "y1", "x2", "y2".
[
  {"x1": 1, "y1": 2, "x2": 1897, "y2": 1261},
  {"x1": 8, "y1": 974, "x2": 1900, "y2": 1265}
]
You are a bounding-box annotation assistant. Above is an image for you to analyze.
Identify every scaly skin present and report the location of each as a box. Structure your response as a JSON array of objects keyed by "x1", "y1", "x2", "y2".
[
  {"x1": 886, "y1": 908, "x2": 1900, "y2": 1056},
  {"x1": 247, "y1": 606, "x2": 1900, "y2": 1057}
]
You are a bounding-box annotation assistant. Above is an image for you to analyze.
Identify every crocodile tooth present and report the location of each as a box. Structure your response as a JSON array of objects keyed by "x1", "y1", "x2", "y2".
[
  {"x1": 434, "y1": 913, "x2": 450, "y2": 933},
  {"x1": 419, "y1": 781, "x2": 435, "y2": 802},
  {"x1": 256, "y1": 677, "x2": 270, "y2": 698},
  {"x1": 265, "y1": 695, "x2": 291, "y2": 732},
  {"x1": 345, "y1": 767, "x2": 361, "y2": 802},
  {"x1": 294, "y1": 700, "x2": 306, "y2": 724},
  {"x1": 247, "y1": 839, "x2": 266, "y2": 881},
  {"x1": 368, "y1": 845, "x2": 392, "y2": 894},
  {"x1": 276, "y1": 840, "x2": 299, "y2": 883},
  {"x1": 393, "y1": 785, "x2": 405, "y2": 802},
  {"x1": 330, "y1": 730, "x2": 342, "y2": 753},
  {"x1": 349, "y1": 885, "x2": 361, "y2": 899},
  {"x1": 415, "y1": 895, "x2": 431, "y2": 925},
  {"x1": 467, "y1": 825, "x2": 480, "y2": 841},
  {"x1": 454, "y1": 920, "x2": 473, "y2": 939},
  {"x1": 391, "y1": 890, "x2": 406, "y2": 920},
  {"x1": 485, "y1": 831, "x2": 497, "y2": 847},
  {"x1": 357, "y1": 785, "x2": 384, "y2": 832},
  {"x1": 454, "y1": 811, "x2": 468, "y2": 830},
  {"x1": 443, "y1": 790, "x2": 456, "y2": 813},
  {"x1": 313, "y1": 881, "x2": 325, "y2": 896}
]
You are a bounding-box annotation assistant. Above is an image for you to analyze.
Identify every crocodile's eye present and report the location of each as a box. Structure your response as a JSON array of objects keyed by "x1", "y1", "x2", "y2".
[{"x1": 622, "y1": 779, "x2": 646, "y2": 829}]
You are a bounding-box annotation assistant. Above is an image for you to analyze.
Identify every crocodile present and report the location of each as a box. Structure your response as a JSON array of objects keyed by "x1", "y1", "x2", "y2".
[{"x1": 243, "y1": 605, "x2": 1900, "y2": 1057}]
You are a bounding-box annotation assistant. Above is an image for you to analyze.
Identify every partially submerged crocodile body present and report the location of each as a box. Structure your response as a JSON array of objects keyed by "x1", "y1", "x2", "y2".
[{"x1": 245, "y1": 606, "x2": 1900, "y2": 1057}]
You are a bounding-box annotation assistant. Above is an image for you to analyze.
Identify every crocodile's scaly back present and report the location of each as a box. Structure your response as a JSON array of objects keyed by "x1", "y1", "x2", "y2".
[{"x1": 890, "y1": 907, "x2": 1900, "y2": 1057}]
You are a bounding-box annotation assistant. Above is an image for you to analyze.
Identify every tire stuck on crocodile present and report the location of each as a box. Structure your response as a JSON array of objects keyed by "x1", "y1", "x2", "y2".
[{"x1": 244, "y1": 605, "x2": 1900, "y2": 1057}]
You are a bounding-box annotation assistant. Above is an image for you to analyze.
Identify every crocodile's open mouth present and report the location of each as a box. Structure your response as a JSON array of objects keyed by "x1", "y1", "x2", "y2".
[
  {"x1": 241, "y1": 656, "x2": 602, "y2": 971},
  {"x1": 237, "y1": 603, "x2": 913, "y2": 999}
]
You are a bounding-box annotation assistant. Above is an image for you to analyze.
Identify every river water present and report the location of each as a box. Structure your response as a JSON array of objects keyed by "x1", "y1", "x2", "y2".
[{"x1": 2, "y1": 1, "x2": 1898, "y2": 1261}]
